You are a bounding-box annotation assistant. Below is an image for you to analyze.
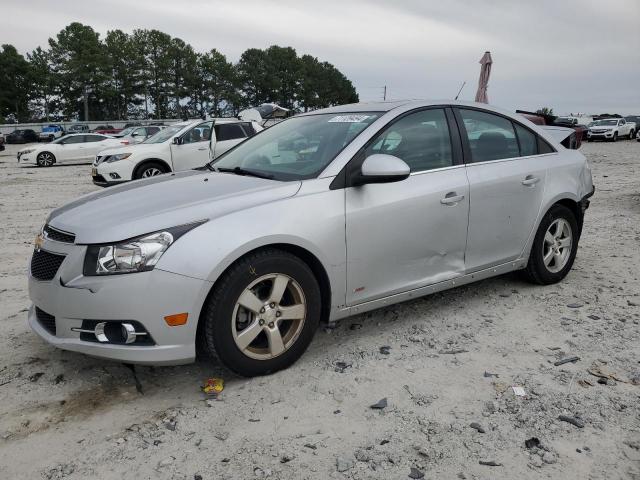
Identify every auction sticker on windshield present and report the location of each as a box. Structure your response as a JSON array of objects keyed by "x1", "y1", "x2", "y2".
[{"x1": 328, "y1": 115, "x2": 372, "y2": 123}]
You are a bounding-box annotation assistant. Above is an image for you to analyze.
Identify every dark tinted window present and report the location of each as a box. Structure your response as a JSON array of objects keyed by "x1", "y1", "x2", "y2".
[
  {"x1": 215, "y1": 123, "x2": 247, "y2": 141},
  {"x1": 459, "y1": 109, "x2": 519, "y2": 162},
  {"x1": 514, "y1": 124, "x2": 537, "y2": 156},
  {"x1": 365, "y1": 108, "x2": 453, "y2": 173},
  {"x1": 537, "y1": 137, "x2": 555, "y2": 154},
  {"x1": 183, "y1": 121, "x2": 212, "y2": 144},
  {"x1": 240, "y1": 122, "x2": 256, "y2": 136},
  {"x1": 147, "y1": 127, "x2": 160, "y2": 135},
  {"x1": 83, "y1": 135, "x2": 105, "y2": 142},
  {"x1": 61, "y1": 135, "x2": 86, "y2": 144}
]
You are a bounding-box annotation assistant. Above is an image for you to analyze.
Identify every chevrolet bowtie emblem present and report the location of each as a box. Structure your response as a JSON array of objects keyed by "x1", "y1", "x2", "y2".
[{"x1": 34, "y1": 233, "x2": 44, "y2": 251}]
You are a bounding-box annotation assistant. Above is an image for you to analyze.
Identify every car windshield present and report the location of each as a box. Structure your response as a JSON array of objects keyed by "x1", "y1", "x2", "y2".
[
  {"x1": 210, "y1": 112, "x2": 381, "y2": 181},
  {"x1": 143, "y1": 125, "x2": 185, "y2": 144},
  {"x1": 593, "y1": 120, "x2": 618, "y2": 126},
  {"x1": 115, "y1": 127, "x2": 135, "y2": 137}
]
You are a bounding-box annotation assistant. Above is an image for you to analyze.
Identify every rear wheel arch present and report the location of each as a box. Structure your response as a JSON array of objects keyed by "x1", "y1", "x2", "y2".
[{"x1": 554, "y1": 198, "x2": 583, "y2": 234}]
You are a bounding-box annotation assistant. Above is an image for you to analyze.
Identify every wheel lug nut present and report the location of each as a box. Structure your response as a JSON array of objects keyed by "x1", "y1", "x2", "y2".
[
  {"x1": 276, "y1": 311, "x2": 281, "y2": 317},
  {"x1": 268, "y1": 322, "x2": 275, "y2": 328},
  {"x1": 260, "y1": 307, "x2": 265, "y2": 313},
  {"x1": 269, "y1": 302, "x2": 275, "y2": 308},
  {"x1": 259, "y1": 319, "x2": 265, "y2": 326}
]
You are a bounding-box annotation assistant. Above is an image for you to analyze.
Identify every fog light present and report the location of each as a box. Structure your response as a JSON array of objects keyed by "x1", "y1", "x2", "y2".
[
  {"x1": 109, "y1": 172, "x2": 121, "y2": 179},
  {"x1": 164, "y1": 313, "x2": 188, "y2": 326}
]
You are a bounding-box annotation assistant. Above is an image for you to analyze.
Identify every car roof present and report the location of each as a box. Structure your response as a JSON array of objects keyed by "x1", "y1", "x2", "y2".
[{"x1": 301, "y1": 100, "x2": 523, "y2": 118}]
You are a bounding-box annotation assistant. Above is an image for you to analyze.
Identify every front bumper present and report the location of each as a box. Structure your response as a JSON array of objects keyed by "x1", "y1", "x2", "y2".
[
  {"x1": 17, "y1": 153, "x2": 36, "y2": 165},
  {"x1": 587, "y1": 131, "x2": 614, "y2": 139},
  {"x1": 93, "y1": 159, "x2": 135, "y2": 187},
  {"x1": 28, "y1": 238, "x2": 212, "y2": 365}
]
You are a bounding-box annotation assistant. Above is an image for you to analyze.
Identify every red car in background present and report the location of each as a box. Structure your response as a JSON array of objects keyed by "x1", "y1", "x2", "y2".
[
  {"x1": 93, "y1": 125, "x2": 123, "y2": 135},
  {"x1": 516, "y1": 110, "x2": 584, "y2": 149}
]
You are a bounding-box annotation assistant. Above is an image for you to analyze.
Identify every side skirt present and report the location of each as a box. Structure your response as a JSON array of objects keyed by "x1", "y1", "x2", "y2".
[{"x1": 331, "y1": 259, "x2": 528, "y2": 321}]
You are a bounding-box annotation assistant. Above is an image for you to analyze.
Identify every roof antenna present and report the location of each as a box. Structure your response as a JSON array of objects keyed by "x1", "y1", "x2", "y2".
[{"x1": 454, "y1": 81, "x2": 466, "y2": 100}]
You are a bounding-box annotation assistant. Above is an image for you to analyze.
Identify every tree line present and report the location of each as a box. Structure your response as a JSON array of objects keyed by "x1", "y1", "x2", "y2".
[{"x1": 0, "y1": 22, "x2": 359, "y2": 123}]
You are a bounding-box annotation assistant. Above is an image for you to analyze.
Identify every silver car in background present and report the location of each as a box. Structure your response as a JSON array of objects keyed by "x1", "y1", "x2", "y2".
[{"x1": 28, "y1": 100, "x2": 594, "y2": 376}]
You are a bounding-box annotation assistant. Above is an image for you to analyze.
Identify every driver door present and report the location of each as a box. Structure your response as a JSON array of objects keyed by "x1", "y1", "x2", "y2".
[
  {"x1": 170, "y1": 121, "x2": 213, "y2": 171},
  {"x1": 345, "y1": 108, "x2": 469, "y2": 305}
]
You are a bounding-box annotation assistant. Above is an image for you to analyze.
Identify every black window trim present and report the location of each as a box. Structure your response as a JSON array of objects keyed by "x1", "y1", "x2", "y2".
[
  {"x1": 330, "y1": 105, "x2": 464, "y2": 190},
  {"x1": 452, "y1": 106, "x2": 557, "y2": 165}
]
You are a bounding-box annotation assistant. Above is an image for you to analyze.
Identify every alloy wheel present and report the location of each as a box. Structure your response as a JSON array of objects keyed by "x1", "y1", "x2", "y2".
[
  {"x1": 231, "y1": 273, "x2": 306, "y2": 360},
  {"x1": 38, "y1": 153, "x2": 54, "y2": 166},
  {"x1": 141, "y1": 167, "x2": 162, "y2": 177},
  {"x1": 542, "y1": 218, "x2": 573, "y2": 273}
]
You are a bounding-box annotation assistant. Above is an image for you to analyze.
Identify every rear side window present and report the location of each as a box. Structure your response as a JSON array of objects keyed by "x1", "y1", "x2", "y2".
[
  {"x1": 215, "y1": 124, "x2": 247, "y2": 141},
  {"x1": 240, "y1": 122, "x2": 256, "y2": 136},
  {"x1": 83, "y1": 135, "x2": 105, "y2": 142},
  {"x1": 514, "y1": 124, "x2": 537, "y2": 156},
  {"x1": 537, "y1": 137, "x2": 555, "y2": 154},
  {"x1": 458, "y1": 109, "x2": 519, "y2": 162}
]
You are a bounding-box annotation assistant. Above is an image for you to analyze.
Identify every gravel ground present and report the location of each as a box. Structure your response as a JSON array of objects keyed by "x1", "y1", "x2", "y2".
[{"x1": 0, "y1": 140, "x2": 639, "y2": 480}]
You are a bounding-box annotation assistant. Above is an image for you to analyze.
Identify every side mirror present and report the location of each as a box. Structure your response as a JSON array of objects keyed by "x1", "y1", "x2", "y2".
[
  {"x1": 172, "y1": 137, "x2": 183, "y2": 145},
  {"x1": 354, "y1": 154, "x2": 410, "y2": 186}
]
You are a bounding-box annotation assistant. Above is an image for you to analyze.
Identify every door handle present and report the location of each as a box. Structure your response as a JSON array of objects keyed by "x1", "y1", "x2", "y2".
[
  {"x1": 440, "y1": 192, "x2": 465, "y2": 205},
  {"x1": 521, "y1": 175, "x2": 540, "y2": 186},
  {"x1": 197, "y1": 147, "x2": 208, "y2": 151}
]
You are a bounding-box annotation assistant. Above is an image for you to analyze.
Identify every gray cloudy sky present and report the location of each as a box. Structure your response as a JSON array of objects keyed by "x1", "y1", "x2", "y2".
[{"x1": 4, "y1": 0, "x2": 640, "y2": 114}]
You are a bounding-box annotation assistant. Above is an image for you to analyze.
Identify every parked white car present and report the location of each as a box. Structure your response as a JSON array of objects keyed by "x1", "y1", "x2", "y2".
[
  {"x1": 587, "y1": 118, "x2": 636, "y2": 141},
  {"x1": 114, "y1": 125, "x2": 167, "y2": 145},
  {"x1": 92, "y1": 119, "x2": 262, "y2": 186},
  {"x1": 17, "y1": 133, "x2": 127, "y2": 167}
]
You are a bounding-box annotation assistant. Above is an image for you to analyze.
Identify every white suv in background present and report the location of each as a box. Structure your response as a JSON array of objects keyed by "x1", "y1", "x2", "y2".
[{"x1": 92, "y1": 119, "x2": 262, "y2": 186}]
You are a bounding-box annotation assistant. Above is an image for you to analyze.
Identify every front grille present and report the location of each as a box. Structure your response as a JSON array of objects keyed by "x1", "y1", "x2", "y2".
[
  {"x1": 35, "y1": 307, "x2": 56, "y2": 335},
  {"x1": 44, "y1": 224, "x2": 75, "y2": 243},
  {"x1": 31, "y1": 249, "x2": 65, "y2": 281}
]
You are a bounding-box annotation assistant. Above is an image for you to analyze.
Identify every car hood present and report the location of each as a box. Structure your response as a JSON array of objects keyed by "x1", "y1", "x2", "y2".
[
  {"x1": 98, "y1": 142, "x2": 163, "y2": 156},
  {"x1": 47, "y1": 170, "x2": 302, "y2": 244}
]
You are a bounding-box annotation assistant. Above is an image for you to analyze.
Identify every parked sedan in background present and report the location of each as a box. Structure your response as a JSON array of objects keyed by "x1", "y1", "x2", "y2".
[
  {"x1": 5, "y1": 129, "x2": 38, "y2": 144},
  {"x1": 93, "y1": 125, "x2": 122, "y2": 135},
  {"x1": 29, "y1": 101, "x2": 594, "y2": 376},
  {"x1": 92, "y1": 119, "x2": 261, "y2": 186},
  {"x1": 17, "y1": 133, "x2": 127, "y2": 167}
]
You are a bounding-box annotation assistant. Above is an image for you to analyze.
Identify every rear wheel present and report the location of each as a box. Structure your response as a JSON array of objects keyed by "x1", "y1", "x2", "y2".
[
  {"x1": 200, "y1": 248, "x2": 321, "y2": 377},
  {"x1": 134, "y1": 161, "x2": 166, "y2": 179},
  {"x1": 522, "y1": 204, "x2": 579, "y2": 285},
  {"x1": 36, "y1": 152, "x2": 55, "y2": 167}
]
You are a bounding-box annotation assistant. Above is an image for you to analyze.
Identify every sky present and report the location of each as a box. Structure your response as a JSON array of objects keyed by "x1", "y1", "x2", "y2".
[{"x1": 2, "y1": 0, "x2": 640, "y2": 115}]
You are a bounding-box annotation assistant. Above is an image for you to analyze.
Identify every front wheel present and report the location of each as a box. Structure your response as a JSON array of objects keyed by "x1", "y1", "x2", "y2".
[
  {"x1": 200, "y1": 249, "x2": 321, "y2": 376},
  {"x1": 629, "y1": 130, "x2": 635, "y2": 140},
  {"x1": 522, "y1": 204, "x2": 579, "y2": 285},
  {"x1": 36, "y1": 152, "x2": 55, "y2": 167},
  {"x1": 611, "y1": 132, "x2": 618, "y2": 142},
  {"x1": 134, "y1": 161, "x2": 166, "y2": 179}
]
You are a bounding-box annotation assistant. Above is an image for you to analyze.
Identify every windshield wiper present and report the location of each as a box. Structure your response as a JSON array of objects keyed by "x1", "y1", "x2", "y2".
[{"x1": 216, "y1": 166, "x2": 274, "y2": 180}]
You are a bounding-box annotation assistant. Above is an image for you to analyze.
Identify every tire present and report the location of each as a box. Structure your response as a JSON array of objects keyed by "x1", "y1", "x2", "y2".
[
  {"x1": 611, "y1": 132, "x2": 618, "y2": 142},
  {"x1": 629, "y1": 130, "x2": 635, "y2": 140},
  {"x1": 522, "y1": 204, "x2": 579, "y2": 285},
  {"x1": 200, "y1": 248, "x2": 321, "y2": 377},
  {"x1": 134, "y1": 161, "x2": 166, "y2": 179},
  {"x1": 36, "y1": 151, "x2": 55, "y2": 167}
]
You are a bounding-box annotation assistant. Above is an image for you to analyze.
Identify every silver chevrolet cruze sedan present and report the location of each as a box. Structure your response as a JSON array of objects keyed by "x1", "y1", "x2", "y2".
[{"x1": 28, "y1": 100, "x2": 594, "y2": 376}]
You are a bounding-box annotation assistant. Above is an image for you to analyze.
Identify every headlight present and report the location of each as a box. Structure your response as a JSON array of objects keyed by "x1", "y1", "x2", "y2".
[
  {"x1": 21, "y1": 149, "x2": 35, "y2": 154},
  {"x1": 83, "y1": 222, "x2": 205, "y2": 276},
  {"x1": 106, "y1": 153, "x2": 132, "y2": 163}
]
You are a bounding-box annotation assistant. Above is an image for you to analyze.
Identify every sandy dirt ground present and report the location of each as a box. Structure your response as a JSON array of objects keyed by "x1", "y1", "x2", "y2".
[{"x1": 0, "y1": 140, "x2": 639, "y2": 480}]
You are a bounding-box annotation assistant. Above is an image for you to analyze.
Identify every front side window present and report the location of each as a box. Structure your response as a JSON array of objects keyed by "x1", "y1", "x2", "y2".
[
  {"x1": 211, "y1": 112, "x2": 380, "y2": 181},
  {"x1": 183, "y1": 122, "x2": 212, "y2": 144},
  {"x1": 83, "y1": 135, "x2": 105, "y2": 143},
  {"x1": 459, "y1": 109, "x2": 519, "y2": 162},
  {"x1": 364, "y1": 109, "x2": 453, "y2": 173},
  {"x1": 60, "y1": 135, "x2": 85, "y2": 144}
]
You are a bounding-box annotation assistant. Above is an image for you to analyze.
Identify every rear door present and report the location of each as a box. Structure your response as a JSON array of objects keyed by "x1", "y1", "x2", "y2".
[
  {"x1": 81, "y1": 134, "x2": 111, "y2": 160},
  {"x1": 455, "y1": 107, "x2": 551, "y2": 271},
  {"x1": 57, "y1": 135, "x2": 87, "y2": 162}
]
